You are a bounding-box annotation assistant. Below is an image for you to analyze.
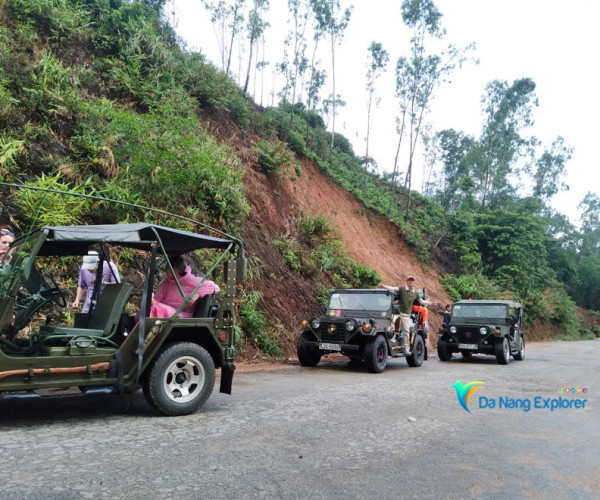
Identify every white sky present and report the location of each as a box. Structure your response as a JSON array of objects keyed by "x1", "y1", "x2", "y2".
[{"x1": 169, "y1": 0, "x2": 600, "y2": 224}]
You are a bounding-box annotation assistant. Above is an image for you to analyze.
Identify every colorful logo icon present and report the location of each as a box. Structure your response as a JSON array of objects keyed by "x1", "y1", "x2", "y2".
[{"x1": 453, "y1": 380, "x2": 485, "y2": 413}]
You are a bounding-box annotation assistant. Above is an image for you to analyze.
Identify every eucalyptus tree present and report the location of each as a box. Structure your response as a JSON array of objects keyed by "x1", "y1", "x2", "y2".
[
  {"x1": 243, "y1": 0, "x2": 269, "y2": 94},
  {"x1": 287, "y1": 0, "x2": 311, "y2": 109},
  {"x1": 310, "y1": 0, "x2": 352, "y2": 148},
  {"x1": 364, "y1": 41, "x2": 389, "y2": 177},
  {"x1": 578, "y1": 192, "x2": 600, "y2": 257},
  {"x1": 431, "y1": 128, "x2": 478, "y2": 212},
  {"x1": 201, "y1": 0, "x2": 246, "y2": 76},
  {"x1": 391, "y1": 0, "x2": 469, "y2": 215},
  {"x1": 475, "y1": 78, "x2": 537, "y2": 211},
  {"x1": 529, "y1": 136, "x2": 572, "y2": 207}
]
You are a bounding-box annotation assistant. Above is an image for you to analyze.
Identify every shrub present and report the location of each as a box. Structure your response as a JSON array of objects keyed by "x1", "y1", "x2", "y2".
[
  {"x1": 239, "y1": 291, "x2": 282, "y2": 357},
  {"x1": 255, "y1": 139, "x2": 294, "y2": 175},
  {"x1": 441, "y1": 273, "x2": 502, "y2": 302},
  {"x1": 13, "y1": 173, "x2": 94, "y2": 226}
]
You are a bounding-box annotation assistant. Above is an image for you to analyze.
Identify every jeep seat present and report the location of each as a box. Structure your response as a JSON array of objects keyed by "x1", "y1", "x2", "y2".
[
  {"x1": 39, "y1": 283, "x2": 132, "y2": 339},
  {"x1": 193, "y1": 293, "x2": 215, "y2": 318}
]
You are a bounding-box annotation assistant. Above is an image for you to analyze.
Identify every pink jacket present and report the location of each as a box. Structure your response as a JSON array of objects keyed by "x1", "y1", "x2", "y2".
[{"x1": 153, "y1": 266, "x2": 220, "y2": 318}]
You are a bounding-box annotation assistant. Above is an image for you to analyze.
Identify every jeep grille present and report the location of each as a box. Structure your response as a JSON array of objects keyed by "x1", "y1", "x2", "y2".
[
  {"x1": 456, "y1": 327, "x2": 479, "y2": 344},
  {"x1": 317, "y1": 322, "x2": 345, "y2": 343}
]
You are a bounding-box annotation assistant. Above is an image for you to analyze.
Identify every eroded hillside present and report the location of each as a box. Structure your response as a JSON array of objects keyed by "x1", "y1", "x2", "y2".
[{"x1": 241, "y1": 153, "x2": 452, "y2": 355}]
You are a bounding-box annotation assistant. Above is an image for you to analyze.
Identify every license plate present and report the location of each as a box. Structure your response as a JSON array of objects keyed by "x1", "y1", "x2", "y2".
[
  {"x1": 458, "y1": 343, "x2": 478, "y2": 350},
  {"x1": 319, "y1": 342, "x2": 341, "y2": 351}
]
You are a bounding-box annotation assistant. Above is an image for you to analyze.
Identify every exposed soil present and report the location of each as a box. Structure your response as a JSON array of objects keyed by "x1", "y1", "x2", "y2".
[{"x1": 241, "y1": 157, "x2": 452, "y2": 358}]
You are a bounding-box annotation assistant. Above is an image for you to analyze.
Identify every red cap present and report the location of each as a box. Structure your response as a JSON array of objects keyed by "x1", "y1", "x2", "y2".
[{"x1": 406, "y1": 275, "x2": 416, "y2": 281}]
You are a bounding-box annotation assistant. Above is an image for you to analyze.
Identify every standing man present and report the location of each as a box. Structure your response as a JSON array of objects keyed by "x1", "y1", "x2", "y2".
[
  {"x1": 72, "y1": 250, "x2": 120, "y2": 313},
  {"x1": 381, "y1": 275, "x2": 431, "y2": 354}
]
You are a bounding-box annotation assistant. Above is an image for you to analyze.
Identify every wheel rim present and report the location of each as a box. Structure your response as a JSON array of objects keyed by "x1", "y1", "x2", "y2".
[
  {"x1": 519, "y1": 339, "x2": 525, "y2": 357},
  {"x1": 377, "y1": 341, "x2": 386, "y2": 367},
  {"x1": 416, "y1": 340, "x2": 423, "y2": 359},
  {"x1": 162, "y1": 355, "x2": 205, "y2": 403},
  {"x1": 503, "y1": 339, "x2": 509, "y2": 362}
]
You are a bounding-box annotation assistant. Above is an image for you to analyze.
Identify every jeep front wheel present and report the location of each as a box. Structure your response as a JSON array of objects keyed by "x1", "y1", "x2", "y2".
[
  {"x1": 437, "y1": 337, "x2": 452, "y2": 361},
  {"x1": 143, "y1": 342, "x2": 215, "y2": 416},
  {"x1": 297, "y1": 331, "x2": 322, "y2": 367},
  {"x1": 495, "y1": 337, "x2": 510, "y2": 365},
  {"x1": 364, "y1": 335, "x2": 388, "y2": 373},
  {"x1": 406, "y1": 335, "x2": 425, "y2": 367}
]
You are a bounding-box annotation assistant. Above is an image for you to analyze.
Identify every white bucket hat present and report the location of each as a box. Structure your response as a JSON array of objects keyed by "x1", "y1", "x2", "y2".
[{"x1": 81, "y1": 251, "x2": 99, "y2": 270}]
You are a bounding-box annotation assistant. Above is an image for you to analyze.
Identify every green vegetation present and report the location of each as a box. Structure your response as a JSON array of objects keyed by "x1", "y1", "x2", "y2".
[
  {"x1": 274, "y1": 214, "x2": 381, "y2": 289},
  {"x1": 239, "y1": 291, "x2": 282, "y2": 357},
  {"x1": 0, "y1": 0, "x2": 596, "y2": 354}
]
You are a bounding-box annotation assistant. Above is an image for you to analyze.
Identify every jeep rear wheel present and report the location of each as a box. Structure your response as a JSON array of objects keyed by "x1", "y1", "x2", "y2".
[
  {"x1": 297, "y1": 331, "x2": 322, "y2": 367},
  {"x1": 437, "y1": 338, "x2": 452, "y2": 361},
  {"x1": 143, "y1": 342, "x2": 215, "y2": 416},
  {"x1": 495, "y1": 337, "x2": 510, "y2": 365},
  {"x1": 406, "y1": 335, "x2": 425, "y2": 367},
  {"x1": 364, "y1": 335, "x2": 388, "y2": 373},
  {"x1": 513, "y1": 336, "x2": 525, "y2": 360}
]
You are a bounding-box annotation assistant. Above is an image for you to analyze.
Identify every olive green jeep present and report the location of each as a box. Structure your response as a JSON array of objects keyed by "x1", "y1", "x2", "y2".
[
  {"x1": 437, "y1": 300, "x2": 525, "y2": 364},
  {"x1": 297, "y1": 289, "x2": 428, "y2": 373},
  {"x1": 0, "y1": 222, "x2": 247, "y2": 416}
]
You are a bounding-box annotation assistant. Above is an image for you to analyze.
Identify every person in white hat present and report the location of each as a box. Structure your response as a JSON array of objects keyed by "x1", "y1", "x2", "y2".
[{"x1": 71, "y1": 250, "x2": 120, "y2": 313}]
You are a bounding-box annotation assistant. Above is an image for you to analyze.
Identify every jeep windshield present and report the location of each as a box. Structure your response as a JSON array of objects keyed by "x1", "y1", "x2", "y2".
[
  {"x1": 327, "y1": 291, "x2": 392, "y2": 316},
  {"x1": 452, "y1": 303, "x2": 508, "y2": 319}
]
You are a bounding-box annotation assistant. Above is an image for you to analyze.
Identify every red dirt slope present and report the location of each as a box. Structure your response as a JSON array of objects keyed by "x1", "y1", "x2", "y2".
[{"x1": 242, "y1": 157, "x2": 451, "y2": 355}]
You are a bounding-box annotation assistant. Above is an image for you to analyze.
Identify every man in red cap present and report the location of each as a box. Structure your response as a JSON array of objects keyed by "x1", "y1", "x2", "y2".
[{"x1": 381, "y1": 276, "x2": 430, "y2": 354}]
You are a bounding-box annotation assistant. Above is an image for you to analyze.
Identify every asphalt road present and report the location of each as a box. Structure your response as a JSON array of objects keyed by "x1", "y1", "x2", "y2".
[{"x1": 1, "y1": 339, "x2": 598, "y2": 500}]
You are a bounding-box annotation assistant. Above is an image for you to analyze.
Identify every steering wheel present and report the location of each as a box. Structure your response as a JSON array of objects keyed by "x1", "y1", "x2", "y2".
[{"x1": 40, "y1": 269, "x2": 68, "y2": 307}]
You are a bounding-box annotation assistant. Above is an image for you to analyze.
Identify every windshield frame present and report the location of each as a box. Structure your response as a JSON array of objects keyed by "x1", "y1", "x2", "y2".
[{"x1": 451, "y1": 303, "x2": 509, "y2": 320}]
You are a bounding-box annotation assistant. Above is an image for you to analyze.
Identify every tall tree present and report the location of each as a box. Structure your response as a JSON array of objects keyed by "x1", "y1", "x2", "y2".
[
  {"x1": 364, "y1": 41, "x2": 389, "y2": 177},
  {"x1": 475, "y1": 78, "x2": 537, "y2": 211},
  {"x1": 433, "y1": 128, "x2": 478, "y2": 212},
  {"x1": 243, "y1": 0, "x2": 269, "y2": 94},
  {"x1": 311, "y1": 0, "x2": 352, "y2": 149},
  {"x1": 578, "y1": 192, "x2": 600, "y2": 257},
  {"x1": 392, "y1": 0, "x2": 470, "y2": 215},
  {"x1": 529, "y1": 136, "x2": 572, "y2": 205},
  {"x1": 287, "y1": 0, "x2": 310, "y2": 110},
  {"x1": 202, "y1": 0, "x2": 246, "y2": 76}
]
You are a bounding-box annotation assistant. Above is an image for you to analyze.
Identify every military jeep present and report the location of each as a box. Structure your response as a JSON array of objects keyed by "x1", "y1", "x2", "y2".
[
  {"x1": 437, "y1": 300, "x2": 525, "y2": 365},
  {"x1": 0, "y1": 222, "x2": 247, "y2": 416},
  {"x1": 297, "y1": 289, "x2": 427, "y2": 373}
]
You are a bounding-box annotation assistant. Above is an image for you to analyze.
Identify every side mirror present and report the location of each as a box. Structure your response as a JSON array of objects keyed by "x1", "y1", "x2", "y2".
[{"x1": 320, "y1": 304, "x2": 326, "y2": 315}]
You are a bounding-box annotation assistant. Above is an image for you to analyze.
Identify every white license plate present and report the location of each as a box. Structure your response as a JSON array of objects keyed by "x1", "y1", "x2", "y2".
[
  {"x1": 458, "y1": 343, "x2": 478, "y2": 350},
  {"x1": 319, "y1": 343, "x2": 341, "y2": 351}
]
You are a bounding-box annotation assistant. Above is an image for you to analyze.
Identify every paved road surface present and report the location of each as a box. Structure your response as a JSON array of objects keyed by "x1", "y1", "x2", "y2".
[{"x1": 1, "y1": 340, "x2": 598, "y2": 499}]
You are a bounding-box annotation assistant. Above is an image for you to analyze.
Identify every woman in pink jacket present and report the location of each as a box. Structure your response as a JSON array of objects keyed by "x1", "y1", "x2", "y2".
[{"x1": 150, "y1": 255, "x2": 220, "y2": 318}]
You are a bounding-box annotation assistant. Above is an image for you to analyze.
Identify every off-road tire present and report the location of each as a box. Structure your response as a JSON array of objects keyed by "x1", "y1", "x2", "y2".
[
  {"x1": 460, "y1": 350, "x2": 473, "y2": 361},
  {"x1": 437, "y1": 337, "x2": 452, "y2": 361},
  {"x1": 495, "y1": 337, "x2": 510, "y2": 365},
  {"x1": 364, "y1": 335, "x2": 388, "y2": 373},
  {"x1": 297, "y1": 331, "x2": 322, "y2": 367},
  {"x1": 142, "y1": 342, "x2": 215, "y2": 416},
  {"x1": 406, "y1": 335, "x2": 425, "y2": 367},
  {"x1": 513, "y1": 336, "x2": 525, "y2": 361}
]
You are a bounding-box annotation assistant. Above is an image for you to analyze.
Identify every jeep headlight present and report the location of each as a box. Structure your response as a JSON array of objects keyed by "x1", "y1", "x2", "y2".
[
  {"x1": 345, "y1": 320, "x2": 356, "y2": 332},
  {"x1": 310, "y1": 318, "x2": 321, "y2": 329},
  {"x1": 449, "y1": 326, "x2": 457, "y2": 334},
  {"x1": 479, "y1": 327, "x2": 488, "y2": 335}
]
